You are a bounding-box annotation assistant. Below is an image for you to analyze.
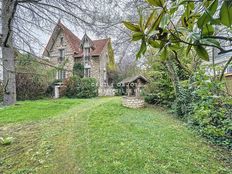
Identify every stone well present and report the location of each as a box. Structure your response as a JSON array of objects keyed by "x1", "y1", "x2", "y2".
[{"x1": 122, "y1": 96, "x2": 145, "y2": 109}]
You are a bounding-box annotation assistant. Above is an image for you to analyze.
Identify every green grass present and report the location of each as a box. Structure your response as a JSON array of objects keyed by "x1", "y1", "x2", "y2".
[
  {"x1": 0, "y1": 99, "x2": 84, "y2": 124},
  {"x1": 0, "y1": 97, "x2": 231, "y2": 174}
]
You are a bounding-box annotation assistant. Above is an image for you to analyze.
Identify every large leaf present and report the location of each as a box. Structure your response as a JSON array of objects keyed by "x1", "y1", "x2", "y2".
[
  {"x1": 123, "y1": 21, "x2": 141, "y2": 32},
  {"x1": 145, "y1": 10, "x2": 156, "y2": 29},
  {"x1": 202, "y1": 24, "x2": 214, "y2": 35},
  {"x1": 194, "y1": 45, "x2": 209, "y2": 61},
  {"x1": 160, "y1": 14, "x2": 170, "y2": 29},
  {"x1": 200, "y1": 38, "x2": 221, "y2": 48},
  {"x1": 220, "y1": 1, "x2": 232, "y2": 27},
  {"x1": 197, "y1": 0, "x2": 218, "y2": 29},
  {"x1": 139, "y1": 9, "x2": 145, "y2": 32},
  {"x1": 148, "y1": 10, "x2": 164, "y2": 34},
  {"x1": 159, "y1": 46, "x2": 168, "y2": 61},
  {"x1": 132, "y1": 32, "x2": 144, "y2": 41},
  {"x1": 148, "y1": 39, "x2": 160, "y2": 48},
  {"x1": 146, "y1": 0, "x2": 164, "y2": 7},
  {"x1": 136, "y1": 40, "x2": 147, "y2": 59}
]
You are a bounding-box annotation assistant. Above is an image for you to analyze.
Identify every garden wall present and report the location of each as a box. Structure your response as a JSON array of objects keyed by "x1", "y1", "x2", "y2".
[
  {"x1": 225, "y1": 74, "x2": 232, "y2": 96},
  {"x1": 122, "y1": 96, "x2": 145, "y2": 108}
]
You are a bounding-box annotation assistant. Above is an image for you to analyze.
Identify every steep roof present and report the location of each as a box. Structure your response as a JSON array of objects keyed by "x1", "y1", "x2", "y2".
[
  {"x1": 43, "y1": 21, "x2": 110, "y2": 57},
  {"x1": 75, "y1": 38, "x2": 110, "y2": 57},
  {"x1": 120, "y1": 75, "x2": 149, "y2": 85}
]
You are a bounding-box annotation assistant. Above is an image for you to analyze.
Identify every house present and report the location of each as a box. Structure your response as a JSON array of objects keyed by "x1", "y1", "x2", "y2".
[{"x1": 43, "y1": 21, "x2": 115, "y2": 95}]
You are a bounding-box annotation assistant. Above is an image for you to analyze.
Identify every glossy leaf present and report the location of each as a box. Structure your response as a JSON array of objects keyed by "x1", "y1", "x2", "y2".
[
  {"x1": 148, "y1": 39, "x2": 160, "y2": 48},
  {"x1": 123, "y1": 21, "x2": 141, "y2": 32},
  {"x1": 194, "y1": 45, "x2": 209, "y2": 61},
  {"x1": 132, "y1": 32, "x2": 144, "y2": 41},
  {"x1": 146, "y1": 0, "x2": 164, "y2": 7},
  {"x1": 200, "y1": 38, "x2": 220, "y2": 48},
  {"x1": 160, "y1": 14, "x2": 170, "y2": 29},
  {"x1": 197, "y1": 0, "x2": 218, "y2": 29},
  {"x1": 220, "y1": 1, "x2": 232, "y2": 27},
  {"x1": 148, "y1": 10, "x2": 164, "y2": 34},
  {"x1": 159, "y1": 47, "x2": 168, "y2": 61},
  {"x1": 136, "y1": 40, "x2": 147, "y2": 59},
  {"x1": 202, "y1": 24, "x2": 214, "y2": 35},
  {"x1": 145, "y1": 11, "x2": 156, "y2": 29}
]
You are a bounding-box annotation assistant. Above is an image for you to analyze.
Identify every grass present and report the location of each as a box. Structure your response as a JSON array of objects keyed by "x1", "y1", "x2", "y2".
[
  {"x1": 0, "y1": 97, "x2": 231, "y2": 174},
  {"x1": 0, "y1": 99, "x2": 84, "y2": 124}
]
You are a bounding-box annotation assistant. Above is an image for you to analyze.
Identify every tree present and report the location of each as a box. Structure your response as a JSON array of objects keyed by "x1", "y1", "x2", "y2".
[{"x1": 123, "y1": 0, "x2": 232, "y2": 76}]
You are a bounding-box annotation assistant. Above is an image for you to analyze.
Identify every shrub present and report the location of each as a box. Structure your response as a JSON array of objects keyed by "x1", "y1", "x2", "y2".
[
  {"x1": 64, "y1": 76, "x2": 98, "y2": 98},
  {"x1": 16, "y1": 54, "x2": 55, "y2": 100},
  {"x1": 143, "y1": 70, "x2": 175, "y2": 106},
  {"x1": 73, "y1": 63, "x2": 84, "y2": 78}
]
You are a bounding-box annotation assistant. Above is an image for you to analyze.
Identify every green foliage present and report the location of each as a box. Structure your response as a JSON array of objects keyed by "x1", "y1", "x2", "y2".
[
  {"x1": 16, "y1": 54, "x2": 55, "y2": 100},
  {"x1": 187, "y1": 69, "x2": 232, "y2": 148},
  {"x1": 107, "y1": 42, "x2": 116, "y2": 71},
  {"x1": 73, "y1": 63, "x2": 84, "y2": 78},
  {"x1": 220, "y1": 1, "x2": 232, "y2": 27},
  {"x1": 123, "y1": 0, "x2": 231, "y2": 61},
  {"x1": 143, "y1": 62, "x2": 175, "y2": 106},
  {"x1": 64, "y1": 76, "x2": 98, "y2": 98}
]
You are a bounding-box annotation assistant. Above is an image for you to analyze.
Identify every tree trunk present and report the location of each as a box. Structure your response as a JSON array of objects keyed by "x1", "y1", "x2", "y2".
[{"x1": 2, "y1": 0, "x2": 17, "y2": 105}]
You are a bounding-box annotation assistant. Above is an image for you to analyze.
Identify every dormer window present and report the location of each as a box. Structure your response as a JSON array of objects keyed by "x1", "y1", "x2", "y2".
[{"x1": 60, "y1": 36, "x2": 64, "y2": 46}]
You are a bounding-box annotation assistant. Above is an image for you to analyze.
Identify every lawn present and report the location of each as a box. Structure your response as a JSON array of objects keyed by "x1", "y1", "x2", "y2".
[
  {"x1": 0, "y1": 99, "x2": 84, "y2": 124},
  {"x1": 0, "y1": 97, "x2": 231, "y2": 174}
]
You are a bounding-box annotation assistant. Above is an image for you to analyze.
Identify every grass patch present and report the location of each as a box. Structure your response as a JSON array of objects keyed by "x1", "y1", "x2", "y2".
[
  {"x1": 0, "y1": 99, "x2": 84, "y2": 124},
  {"x1": 0, "y1": 97, "x2": 231, "y2": 173}
]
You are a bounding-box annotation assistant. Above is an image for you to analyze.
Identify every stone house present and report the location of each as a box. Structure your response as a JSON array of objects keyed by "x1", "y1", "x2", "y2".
[{"x1": 43, "y1": 21, "x2": 115, "y2": 95}]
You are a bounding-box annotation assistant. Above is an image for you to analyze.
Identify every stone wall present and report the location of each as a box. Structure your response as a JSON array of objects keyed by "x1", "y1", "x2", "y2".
[
  {"x1": 122, "y1": 96, "x2": 145, "y2": 108},
  {"x1": 225, "y1": 74, "x2": 232, "y2": 95},
  {"x1": 49, "y1": 30, "x2": 74, "y2": 78}
]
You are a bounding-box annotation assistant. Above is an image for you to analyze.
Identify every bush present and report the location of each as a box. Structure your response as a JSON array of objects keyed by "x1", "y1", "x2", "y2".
[
  {"x1": 16, "y1": 54, "x2": 55, "y2": 100},
  {"x1": 64, "y1": 76, "x2": 98, "y2": 98},
  {"x1": 143, "y1": 70, "x2": 175, "y2": 106}
]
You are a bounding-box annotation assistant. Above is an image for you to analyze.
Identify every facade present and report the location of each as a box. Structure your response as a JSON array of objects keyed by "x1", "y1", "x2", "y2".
[{"x1": 43, "y1": 21, "x2": 115, "y2": 95}]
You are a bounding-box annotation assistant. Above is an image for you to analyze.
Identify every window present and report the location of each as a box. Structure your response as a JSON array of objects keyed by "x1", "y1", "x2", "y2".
[
  {"x1": 57, "y1": 70, "x2": 66, "y2": 80},
  {"x1": 84, "y1": 68, "x2": 91, "y2": 77},
  {"x1": 227, "y1": 65, "x2": 232, "y2": 74},
  {"x1": 59, "y1": 49, "x2": 65, "y2": 62},
  {"x1": 60, "y1": 36, "x2": 64, "y2": 46}
]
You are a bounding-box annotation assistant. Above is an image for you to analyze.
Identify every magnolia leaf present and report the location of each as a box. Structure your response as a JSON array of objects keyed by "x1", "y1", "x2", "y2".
[
  {"x1": 148, "y1": 10, "x2": 164, "y2": 34},
  {"x1": 200, "y1": 38, "x2": 221, "y2": 48},
  {"x1": 146, "y1": 0, "x2": 164, "y2": 7},
  {"x1": 197, "y1": 0, "x2": 218, "y2": 28},
  {"x1": 160, "y1": 14, "x2": 170, "y2": 29},
  {"x1": 145, "y1": 11, "x2": 156, "y2": 29},
  {"x1": 202, "y1": 24, "x2": 214, "y2": 35},
  {"x1": 148, "y1": 39, "x2": 160, "y2": 48},
  {"x1": 159, "y1": 47, "x2": 168, "y2": 61},
  {"x1": 194, "y1": 45, "x2": 209, "y2": 61},
  {"x1": 139, "y1": 9, "x2": 145, "y2": 32},
  {"x1": 220, "y1": 1, "x2": 232, "y2": 27},
  {"x1": 123, "y1": 21, "x2": 141, "y2": 32},
  {"x1": 132, "y1": 32, "x2": 144, "y2": 41},
  {"x1": 136, "y1": 40, "x2": 147, "y2": 59}
]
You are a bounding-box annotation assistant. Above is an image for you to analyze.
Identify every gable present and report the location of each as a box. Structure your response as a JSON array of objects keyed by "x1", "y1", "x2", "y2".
[{"x1": 43, "y1": 21, "x2": 81, "y2": 57}]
